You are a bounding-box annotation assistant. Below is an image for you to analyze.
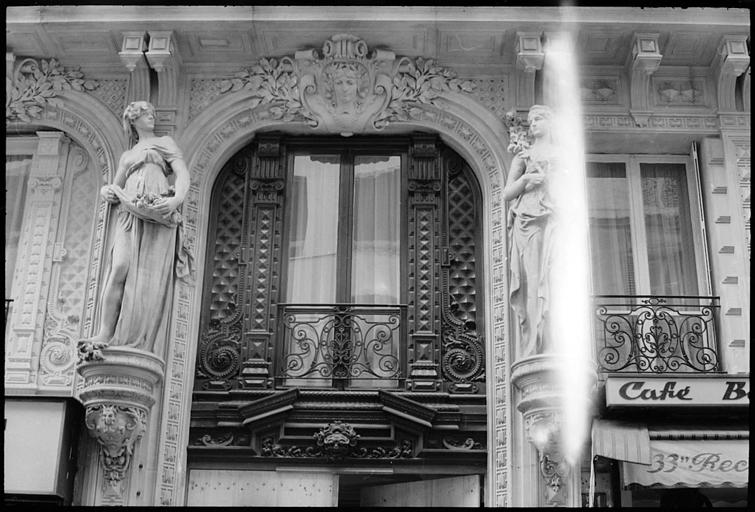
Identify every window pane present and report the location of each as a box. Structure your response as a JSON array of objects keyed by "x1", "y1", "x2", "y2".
[
  {"x1": 286, "y1": 155, "x2": 340, "y2": 303},
  {"x1": 586, "y1": 162, "x2": 636, "y2": 295},
  {"x1": 351, "y1": 155, "x2": 401, "y2": 304},
  {"x1": 5, "y1": 156, "x2": 32, "y2": 299},
  {"x1": 640, "y1": 163, "x2": 698, "y2": 296}
]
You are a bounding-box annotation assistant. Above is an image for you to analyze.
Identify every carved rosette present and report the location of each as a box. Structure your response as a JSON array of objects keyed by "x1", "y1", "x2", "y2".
[{"x1": 77, "y1": 347, "x2": 165, "y2": 504}]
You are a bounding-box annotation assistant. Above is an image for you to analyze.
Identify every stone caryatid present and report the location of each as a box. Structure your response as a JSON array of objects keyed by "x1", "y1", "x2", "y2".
[
  {"x1": 78, "y1": 101, "x2": 193, "y2": 361},
  {"x1": 503, "y1": 105, "x2": 560, "y2": 360}
]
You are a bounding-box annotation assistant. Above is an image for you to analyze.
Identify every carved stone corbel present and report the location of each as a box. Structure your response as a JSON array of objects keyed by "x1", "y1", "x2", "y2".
[
  {"x1": 85, "y1": 404, "x2": 147, "y2": 500},
  {"x1": 77, "y1": 347, "x2": 165, "y2": 505},
  {"x1": 524, "y1": 410, "x2": 570, "y2": 507},
  {"x1": 119, "y1": 32, "x2": 151, "y2": 104},
  {"x1": 714, "y1": 35, "x2": 750, "y2": 113},
  {"x1": 146, "y1": 31, "x2": 181, "y2": 133},
  {"x1": 626, "y1": 33, "x2": 663, "y2": 127},
  {"x1": 511, "y1": 354, "x2": 594, "y2": 507},
  {"x1": 515, "y1": 32, "x2": 544, "y2": 112}
]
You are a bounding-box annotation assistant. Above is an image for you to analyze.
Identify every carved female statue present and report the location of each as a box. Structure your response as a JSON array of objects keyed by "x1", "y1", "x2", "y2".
[
  {"x1": 504, "y1": 105, "x2": 559, "y2": 359},
  {"x1": 79, "y1": 101, "x2": 192, "y2": 360}
]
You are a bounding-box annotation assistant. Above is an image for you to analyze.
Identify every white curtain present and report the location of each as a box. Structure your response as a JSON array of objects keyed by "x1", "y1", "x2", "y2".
[
  {"x1": 640, "y1": 163, "x2": 698, "y2": 296},
  {"x1": 587, "y1": 162, "x2": 636, "y2": 295},
  {"x1": 285, "y1": 155, "x2": 340, "y2": 303},
  {"x1": 351, "y1": 156, "x2": 401, "y2": 304}
]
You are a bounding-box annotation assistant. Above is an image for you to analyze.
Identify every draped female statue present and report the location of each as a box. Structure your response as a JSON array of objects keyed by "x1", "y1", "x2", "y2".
[
  {"x1": 504, "y1": 105, "x2": 560, "y2": 359},
  {"x1": 79, "y1": 101, "x2": 192, "y2": 360}
]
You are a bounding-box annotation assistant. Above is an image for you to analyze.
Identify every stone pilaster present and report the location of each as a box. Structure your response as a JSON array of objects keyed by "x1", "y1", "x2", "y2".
[
  {"x1": 5, "y1": 132, "x2": 70, "y2": 391},
  {"x1": 626, "y1": 33, "x2": 662, "y2": 127},
  {"x1": 77, "y1": 347, "x2": 165, "y2": 506}
]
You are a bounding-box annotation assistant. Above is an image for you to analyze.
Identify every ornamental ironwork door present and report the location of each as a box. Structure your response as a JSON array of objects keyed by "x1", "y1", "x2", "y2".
[{"x1": 194, "y1": 133, "x2": 485, "y2": 394}]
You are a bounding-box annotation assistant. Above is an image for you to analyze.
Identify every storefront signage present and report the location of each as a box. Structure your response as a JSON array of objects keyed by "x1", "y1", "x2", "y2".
[
  {"x1": 605, "y1": 376, "x2": 749, "y2": 407},
  {"x1": 623, "y1": 440, "x2": 749, "y2": 488}
]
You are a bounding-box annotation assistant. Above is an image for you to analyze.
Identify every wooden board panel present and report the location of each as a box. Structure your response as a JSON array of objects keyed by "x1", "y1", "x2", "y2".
[
  {"x1": 187, "y1": 470, "x2": 338, "y2": 506},
  {"x1": 360, "y1": 474, "x2": 480, "y2": 507}
]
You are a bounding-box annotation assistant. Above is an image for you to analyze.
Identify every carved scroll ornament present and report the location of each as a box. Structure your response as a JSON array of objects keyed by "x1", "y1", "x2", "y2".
[
  {"x1": 217, "y1": 33, "x2": 476, "y2": 136},
  {"x1": 6, "y1": 57, "x2": 98, "y2": 123}
]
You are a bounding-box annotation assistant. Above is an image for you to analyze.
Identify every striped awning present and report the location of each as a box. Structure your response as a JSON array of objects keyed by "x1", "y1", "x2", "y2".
[
  {"x1": 591, "y1": 419, "x2": 652, "y2": 465},
  {"x1": 623, "y1": 439, "x2": 749, "y2": 488}
]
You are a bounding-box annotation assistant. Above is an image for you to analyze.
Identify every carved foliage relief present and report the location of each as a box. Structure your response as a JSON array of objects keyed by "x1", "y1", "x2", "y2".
[
  {"x1": 6, "y1": 58, "x2": 98, "y2": 123},
  {"x1": 210, "y1": 34, "x2": 476, "y2": 135}
]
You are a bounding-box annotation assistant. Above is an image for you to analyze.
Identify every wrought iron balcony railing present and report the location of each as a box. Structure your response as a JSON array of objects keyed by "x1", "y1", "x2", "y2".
[
  {"x1": 594, "y1": 295, "x2": 721, "y2": 374},
  {"x1": 276, "y1": 304, "x2": 407, "y2": 389}
]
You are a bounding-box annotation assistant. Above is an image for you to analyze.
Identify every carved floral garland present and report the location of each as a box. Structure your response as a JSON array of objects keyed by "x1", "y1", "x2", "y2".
[{"x1": 6, "y1": 58, "x2": 98, "y2": 123}]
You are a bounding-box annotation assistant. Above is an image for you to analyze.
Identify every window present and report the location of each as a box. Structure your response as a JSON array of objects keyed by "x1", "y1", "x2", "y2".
[
  {"x1": 586, "y1": 155, "x2": 707, "y2": 297},
  {"x1": 195, "y1": 135, "x2": 485, "y2": 392},
  {"x1": 284, "y1": 152, "x2": 403, "y2": 304}
]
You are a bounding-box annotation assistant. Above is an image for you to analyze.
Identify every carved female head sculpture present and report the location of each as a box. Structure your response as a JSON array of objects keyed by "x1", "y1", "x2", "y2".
[
  {"x1": 527, "y1": 104, "x2": 554, "y2": 141},
  {"x1": 122, "y1": 101, "x2": 156, "y2": 147},
  {"x1": 323, "y1": 62, "x2": 368, "y2": 113}
]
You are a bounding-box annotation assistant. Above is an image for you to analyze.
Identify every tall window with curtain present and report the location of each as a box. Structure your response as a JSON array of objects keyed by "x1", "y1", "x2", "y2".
[
  {"x1": 586, "y1": 157, "x2": 702, "y2": 297},
  {"x1": 195, "y1": 135, "x2": 484, "y2": 392}
]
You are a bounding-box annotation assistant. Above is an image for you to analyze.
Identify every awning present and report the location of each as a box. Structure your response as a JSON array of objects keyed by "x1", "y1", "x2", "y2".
[
  {"x1": 591, "y1": 419, "x2": 652, "y2": 464},
  {"x1": 622, "y1": 440, "x2": 749, "y2": 488}
]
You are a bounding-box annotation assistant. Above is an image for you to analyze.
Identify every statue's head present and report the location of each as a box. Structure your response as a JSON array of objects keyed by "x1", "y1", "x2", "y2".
[
  {"x1": 527, "y1": 104, "x2": 554, "y2": 140},
  {"x1": 122, "y1": 101, "x2": 156, "y2": 146}
]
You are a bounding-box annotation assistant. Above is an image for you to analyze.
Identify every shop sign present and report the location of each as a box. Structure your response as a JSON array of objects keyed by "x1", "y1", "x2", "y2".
[
  {"x1": 605, "y1": 376, "x2": 749, "y2": 407},
  {"x1": 623, "y1": 440, "x2": 749, "y2": 488}
]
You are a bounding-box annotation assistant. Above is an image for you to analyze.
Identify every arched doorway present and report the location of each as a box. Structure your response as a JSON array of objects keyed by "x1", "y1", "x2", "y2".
[{"x1": 186, "y1": 132, "x2": 487, "y2": 506}]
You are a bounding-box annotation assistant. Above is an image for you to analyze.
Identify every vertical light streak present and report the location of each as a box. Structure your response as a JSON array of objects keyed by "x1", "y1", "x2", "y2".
[{"x1": 543, "y1": 29, "x2": 593, "y2": 466}]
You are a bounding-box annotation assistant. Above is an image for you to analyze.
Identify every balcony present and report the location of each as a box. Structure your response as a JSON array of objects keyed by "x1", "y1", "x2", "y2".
[
  {"x1": 593, "y1": 295, "x2": 721, "y2": 374},
  {"x1": 276, "y1": 304, "x2": 407, "y2": 389}
]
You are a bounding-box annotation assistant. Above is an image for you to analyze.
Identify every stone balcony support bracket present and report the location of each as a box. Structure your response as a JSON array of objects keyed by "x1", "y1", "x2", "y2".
[
  {"x1": 77, "y1": 347, "x2": 166, "y2": 506},
  {"x1": 715, "y1": 35, "x2": 750, "y2": 113},
  {"x1": 626, "y1": 33, "x2": 663, "y2": 127}
]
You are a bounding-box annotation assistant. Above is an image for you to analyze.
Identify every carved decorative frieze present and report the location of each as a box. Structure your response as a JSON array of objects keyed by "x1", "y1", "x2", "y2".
[
  {"x1": 654, "y1": 77, "x2": 705, "y2": 106},
  {"x1": 6, "y1": 57, "x2": 98, "y2": 123},
  {"x1": 213, "y1": 34, "x2": 476, "y2": 136},
  {"x1": 580, "y1": 78, "x2": 619, "y2": 104}
]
